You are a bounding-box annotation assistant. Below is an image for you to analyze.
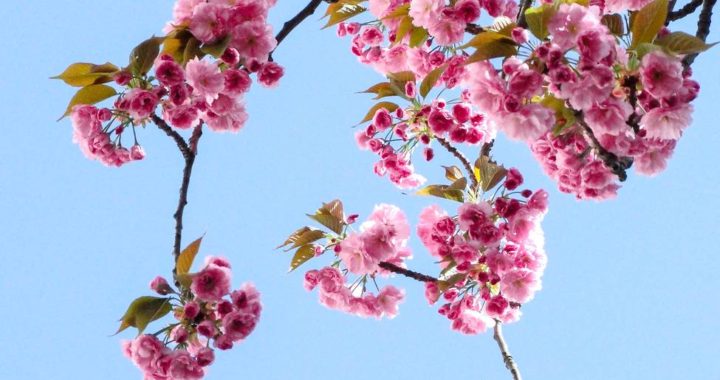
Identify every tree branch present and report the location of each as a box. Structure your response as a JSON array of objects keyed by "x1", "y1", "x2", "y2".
[
  {"x1": 574, "y1": 111, "x2": 633, "y2": 182},
  {"x1": 153, "y1": 114, "x2": 204, "y2": 285},
  {"x1": 152, "y1": 114, "x2": 191, "y2": 159},
  {"x1": 436, "y1": 136, "x2": 479, "y2": 190},
  {"x1": 270, "y1": 0, "x2": 334, "y2": 61},
  {"x1": 667, "y1": 0, "x2": 704, "y2": 21},
  {"x1": 684, "y1": 0, "x2": 717, "y2": 65},
  {"x1": 378, "y1": 262, "x2": 438, "y2": 282},
  {"x1": 494, "y1": 321, "x2": 523, "y2": 380}
]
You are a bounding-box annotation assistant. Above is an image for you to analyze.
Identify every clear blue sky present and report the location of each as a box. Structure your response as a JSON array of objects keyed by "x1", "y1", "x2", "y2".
[{"x1": 1, "y1": 2, "x2": 718, "y2": 379}]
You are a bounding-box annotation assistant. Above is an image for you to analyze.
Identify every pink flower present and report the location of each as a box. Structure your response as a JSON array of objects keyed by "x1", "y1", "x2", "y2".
[
  {"x1": 230, "y1": 21, "x2": 276, "y2": 62},
  {"x1": 164, "y1": 104, "x2": 200, "y2": 130},
  {"x1": 197, "y1": 320, "x2": 217, "y2": 338},
  {"x1": 155, "y1": 59, "x2": 185, "y2": 86},
  {"x1": 634, "y1": 139, "x2": 676, "y2": 176},
  {"x1": 417, "y1": 205, "x2": 448, "y2": 256},
  {"x1": 458, "y1": 202, "x2": 493, "y2": 231},
  {"x1": 196, "y1": 347, "x2": 215, "y2": 367},
  {"x1": 409, "y1": 0, "x2": 444, "y2": 28},
  {"x1": 170, "y1": 325, "x2": 189, "y2": 344},
  {"x1": 504, "y1": 168, "x2": 524, "y2": 190},
  {"x1": 191, "y1": 265, "x2": 231, "y2": 302},
  {"x1": 130, "y1": 335, "x2": 166, "y2": 371},
  {"x1": 125, "y1": 89, "x2": 159, "y2": 121},
  {"x1": 604, "y1": 0, "x2": 653, "y2": 13},
  {"x1": 641, "y1": 51, "x2": 684, "y2": 99},
  {"x1": 451, "y1": 305, "x2": 491, "y2": 334},
  {"x1": 338, "y1": 233, "x2": 375, "y2": 274},
  {"x1": 222, "y1": 311, "x2": 258, "y2": 341},
  {"x1": 190, "y1": 2, "x2": 228, "y2": 43},
  {"x1": 204, "y1": 95, "x2": 249, "y2": 132},
  {"x1": 130, "y1": 145, "x2": 145, "y2": 160},
  {"x1": 183, "y1": 301, "x2": 200, "y2": 320},
  {"x1": 497, "y1": 104, "x2": 555, "y2": 143},
  {"x1": 169, "y1": 350, "x2": 204, "y2": 380},
  {"x1": 424, "y1": 281, "x2": 441, "y2": 304},
  {"x1": 257, "y1": 62, "x2": 284, "y2": 88},
  {"x1": 185, "y1": 58, "x2": 224, "y2": 101},
  {"x1": 223, "y1": 69, "x2": 252, "y2": 95},
  {"x1": 231, "y1": 282, "x2": 262, "y2": 316},
  {"x1": 640, "y1": 104, "x2": 692, "y2": 140},
  {"x1": 585, "y1": 97, "x2": 633, "y2": 135},
  {"x1": 376, "y1": 285, "x2": 405, "y2": 318},
  {"x1": 500, "y1": 268, "x2": 541, "y2": 303},
  {"x1": 427, "y1": 13, "x2": 466, "y2": 46},
  {"x1": 548, "y1": 3, "x2": 601, "y2": 50},
  {"x1": 455, "y1": 0, "x2": 482, "y2": 22}
]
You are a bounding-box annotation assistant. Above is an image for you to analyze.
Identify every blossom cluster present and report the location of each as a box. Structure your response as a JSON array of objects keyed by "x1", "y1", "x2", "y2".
[
  {"x1": 418, "y1": 170, "x2": 549, "y2": 334},
  {"x1": 123, "y1": 256, "x2": 261, "y2": 380},
  {"x1": 356, "y1": 94, "x2": 494, "y2": 189},
  {"x1": 67, "y1": 0, "x2": 284, "y2": 166},
  {"x1": 301, "y1": 204, "x2": 411, "y2": 319},
  {"x1": 338, "y1": 0, "x2": 703, "y2": 200}
]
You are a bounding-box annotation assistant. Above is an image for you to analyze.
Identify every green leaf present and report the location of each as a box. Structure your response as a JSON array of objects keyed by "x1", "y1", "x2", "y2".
[
  {"x1": 655, "y1": 31, "x2": 717, "y2": 55},
  {"x1": 162, "y1": 29, "x2": 194, "y2": 64},
  {"x1": 361, "y1": 82, "x2": 404, "y2": 99},
  {"x1": 60, "y1": 84, "x2": 117, "y2": 119},
  {"x1": 409, "y1": 27, "x2": 429, "y2": 48},
  {"x1": 635, "y1": 42, "x2": 662, "y2": 59},
  {"x1": 630, "y1": 0, "x2": 668, "y2": 49},
  {"x1": 382, "y1": 3, "x2": 410, "y2": 19},
  {"x1": 601, "y1": 14, "x2": 625, "y2": 36},
  {"x1": 129, "y1": 36, "x2": 165, "y2": 76},
  {"x1": 277, "y1": 227, "x2": 325, "y2": 250},
  {"x1": 419, "y1": 64, "x2": 447, "y2": 98},
  {"x1": 488, "y1": 16, "x2": 517, "y2": 37},
  {"x1": 176, "y1": 236, "x2": 203, "y2": 276},
  {"x1": 116, "y1": 296, "x2": 172, "y2": 335},
  {"x1": 359, "y1": 101, "x2": 400, "y2": 124},
  {"x1": 539, "y1": 95, "x2": 576, "y2": 136},
  {"x1": 524, "y1": 5, "x2": 555, "y2": 40},
  {"x1": 323, "y1": 1, "x2": 366, "y2": 29},
  {"x1": 201, "y1": 34, "x2": 232, "y2": 58},
  {"x1": 438, "y1": 273, "x2": 467, "y2": 292},
  {"x1": 416, "y1": 184, "x2": 465, "y2": 202},
  {"x1": 307, "y1": 200, "x2": 345, "y2": 234},
  {"x1": 386, "y1": 71, "x2": 416, "y2": 84},
  {"x1": 394, "y1": 16, "x2": 414, "y2": 45},
  {"x1": 461, "y1": 31, "x2": 517, "y2": 64},
  {"x1": 51, "y1": 62, "x2": 119, "y2": 87},
  {"x1": 289, "y1": 244, "x2": 316, "y2": 272},
  {"x1": 442, "y1": 166, "x2": 464, "y2": 182},
  {"x1": 183, "y1": 36, "x2": 204, "y2": 65},
  {"x1": 475, "y1": 156, "x2": 507, "y2": 192}
]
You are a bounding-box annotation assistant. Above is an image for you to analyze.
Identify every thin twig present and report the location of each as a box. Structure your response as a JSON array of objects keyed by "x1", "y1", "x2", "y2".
[
  {"x1": 574, "y1": 111, "x2": 633, "y2": 182},
  {"x1": 378, "y1": 262, "x2": 438, "y2": 282},
  {"x1": 493, "y1": 321, "x2": 523, "y2": 380},
  {"x1": 684, "y1": 0, "x2": 717, "y2": 65},
  {"x1": 436, "y1": 136, "x2": 479, "y2": 190},
  {"x1": 269, "y1": 0, "x2": 331, "y2": 61},
  {"x1": 153, "y1": 115, "x2": 204, "y2": 285}
]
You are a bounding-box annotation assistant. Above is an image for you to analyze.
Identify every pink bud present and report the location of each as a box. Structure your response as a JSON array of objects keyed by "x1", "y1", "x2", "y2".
[
  {"x1": 197, "y1": 320, "x2": 216, "y2": 338},
  {"x1": 114, "y1": 71, "x2": 132, "y2": 86},
  {"x1": 130, "y1": 145, "x2": 145, "y2": 161},
  {"x1": 221, "y1": 48, "x2": 240, "y2": 66},
  {"x1": 183, "y1": 301, "x2": 200, "y2": 320},
  {"x1": 150, "y1": 276, "x2": 173, "y2": 295},
  {"x1": 195, "y1": 347, "x2": 215, "y2": 367},
  {"x1": 171, "y1": 325, "x2": 188, "y2": 344}
]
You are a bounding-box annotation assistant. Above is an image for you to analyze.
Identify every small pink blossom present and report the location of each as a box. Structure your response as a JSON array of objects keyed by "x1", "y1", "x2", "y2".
[
  {"x1": 191, "y1": 265, "x2": 231, "y2": 302},
  {"x1": 185, "y1": 58, "x2": 224, "y2": 101}
]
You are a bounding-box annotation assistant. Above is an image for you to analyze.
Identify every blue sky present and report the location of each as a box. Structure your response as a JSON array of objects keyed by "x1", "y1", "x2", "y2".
[{"x1": 1, "y1": 1, "x2": 718, "y2": 379}]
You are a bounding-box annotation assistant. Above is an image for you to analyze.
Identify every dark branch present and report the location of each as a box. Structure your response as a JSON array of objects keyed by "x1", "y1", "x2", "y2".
[
  {"x1": 465, "y1": 23, "x2": 486, "y2": 34},
  {"x1": 516, "y1": 0, "x2": 534, "y2": 28},
  {"x1": 436, "y1": 136, "x2": 479, "y2": 190},
  {"x1": 152, "y1": 114, "x2": 191, "y2": 159},
  {"x1": 153, "y1": 114, "x2": 204, "y2": 285},
  {"x1": 668, "y1": 0, "x2": 704, "y2": 21},
  {"x1": 575, "y1": 111, "x2": 633, "y2": 182},
  {"x1": 494, "y1": 321, "x2": 523, "y2": 380},
  {"x1": 270, "y1": 0, "x2": 332, "y2": 61},
  {"x1": 685, "y1": 0, "x2": 717, "y2": 65},
  {"x1": 378, "y1": 262, "x2": 438, "y2": 282},
  {"x1": 481, "y1": 139, "x2": 495, "y2": 160}
]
